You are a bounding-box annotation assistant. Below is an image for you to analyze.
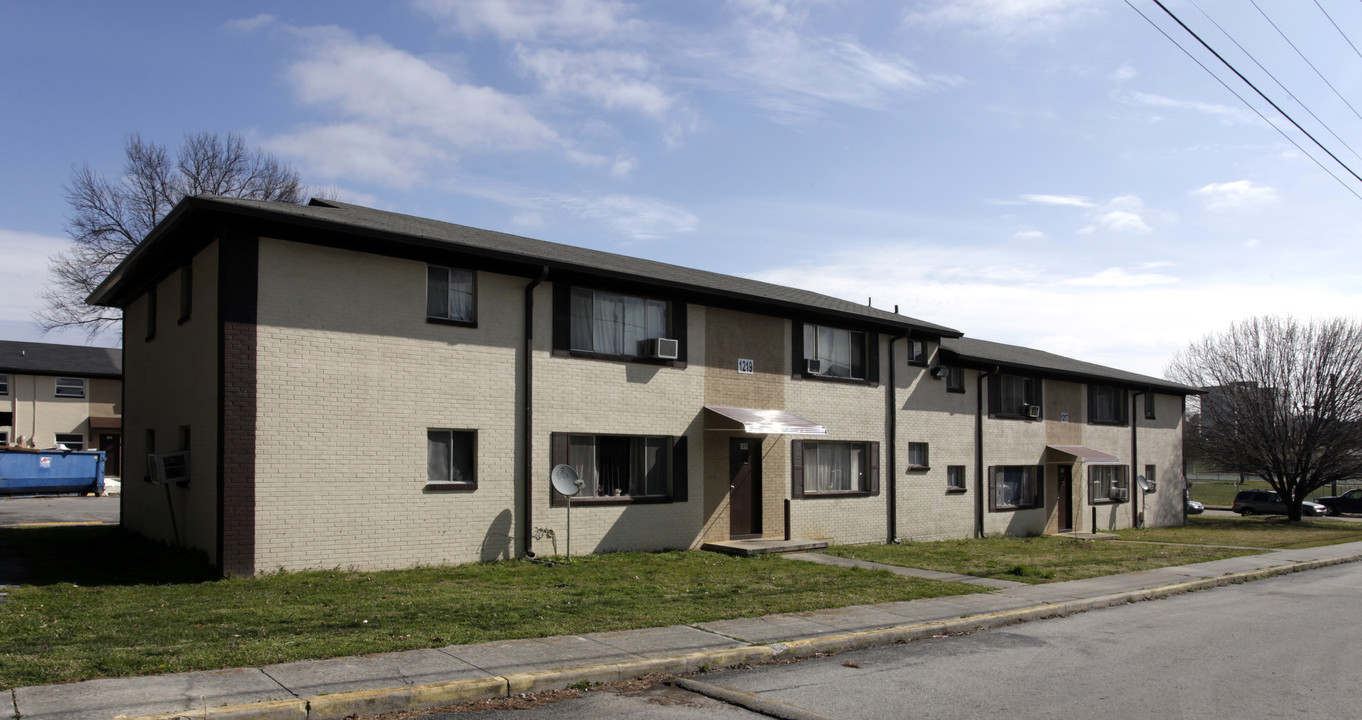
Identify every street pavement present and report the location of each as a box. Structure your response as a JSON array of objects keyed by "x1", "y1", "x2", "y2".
[{"x1": 5, "y1": 539, "x2": 1361, "y2": 720}]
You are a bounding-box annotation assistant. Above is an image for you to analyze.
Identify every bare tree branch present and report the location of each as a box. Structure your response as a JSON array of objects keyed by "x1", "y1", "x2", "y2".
[
  {"x1": 35, "y1": 132, "x2": 310, "y2": 338},
  {"x1": 1168, "y1": 316, "x2": 1362, "y2": 521}
]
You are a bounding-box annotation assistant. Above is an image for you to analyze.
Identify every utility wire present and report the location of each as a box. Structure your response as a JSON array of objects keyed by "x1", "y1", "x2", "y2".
[
  {"x1": 1123, "y1": 0, "x2": 1362, "y2": 201},
  {"x1": 1311, "y1": 0, "x2": 1362, "y2": 64},
  {"x1": 1189, "y1": 0, "x2": 1362, "y2": 164},
  {"x1": 1250, "y1": 0, "x2": 1362, "y2": 124},
  {"x1": 1144, "y1": 0, "x2": 1362, "y2": 191}
]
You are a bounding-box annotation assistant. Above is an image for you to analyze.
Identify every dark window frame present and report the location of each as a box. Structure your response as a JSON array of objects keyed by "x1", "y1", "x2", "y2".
[
  {"x1": 987, "y1": 374, "x2": 1043, "y2": 420},
  {"x1": 1144, "y1": 464, "x2": 1157, "y2": 493},
  {"x1": 988, "y1": 464, "x2": 1044, "y2": 511},
  {"x1": 907, "y1": 442, "x2": 929, "y2": 470},
  {"x1": 1088, "y1": 464, "x2": 1129, "y2": 504},
  {"x1": 178, "y1": 263, "x2": 193, "y2": 324},
  {"x1": 1088, "y1": 384, "x2": 1128, "y2": 426},
  {"x1": 549, "y1": 432, "x2": 688, "y2": 507},
  {"x1": 426, "y1": 264, "x2": 478, "y2": 328},
  {"x1": 946, "y1": 465, "x2": 967, "y2": 493},
  {"x1": 426, "y1": 428, "x2": 478, "y2": 491},
  {"x1": 791, "y1": 322, "x2": 880, "y2": 386},
  {"x1": 1144, "y1": 392, "x2": 1156, "y2": 420},
  {"x1": 0, "y1": 373, "x2": 8, "y2": 395},
  {"x1": 145, "y1": 286, "x2": 157, "y2": 342},
  {"x1": 551, "y1": 282, "x2": 687, "y2": 367},
  {"x1": 946, "y1": 366, "x2": 965, "y2": 393},
  {"x1": 791, "y1": 439, "x2": 881, "y2": 498},
  {"x1": 54, "y1": 433, "x2": 84, "y2": 450},
  {"x1": 908, "y1": 339, "x2": 929, "y2": 366}
]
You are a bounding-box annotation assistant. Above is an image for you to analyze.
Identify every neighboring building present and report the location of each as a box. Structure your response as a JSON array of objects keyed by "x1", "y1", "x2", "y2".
[
  {"x1": 0, "y1": 340, "x2": 123, "y2": 474},
  {"x1": 89, "y1": 196, "x2": 1198, "y2": 575}
]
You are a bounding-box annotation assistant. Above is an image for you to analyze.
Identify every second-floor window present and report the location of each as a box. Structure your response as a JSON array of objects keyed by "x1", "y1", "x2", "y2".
[
  {"x1": 1089, "y1": 384, "x2": 1127, "y2": 425},
  {"x1": 427, "y1": 265, "x2": 476, "y2": 324},
  {"x1": 0, "y1": 373, "x2": 8, "y2": 394},
  {"x1": 802, "y1": 324, "x2": 867, "y2": 379},
  {"x1": 54, "y1": 377, "x2": 85, "y2": 399},
  {"x1": 988, "y1": 374, "x2": 1041, "y2": 418},
  {"x1": 946, "y1": 366, "x2": 965, "y2": 393},
  {"x1": 570, "y1": 288, "x2": 670, "y2": 357}
]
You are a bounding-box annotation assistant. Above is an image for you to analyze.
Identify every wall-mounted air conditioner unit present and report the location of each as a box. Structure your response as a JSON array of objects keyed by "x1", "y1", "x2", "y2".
[
  {"x1": 807, "y1": 358, "x2": 824, "y2": 375},
  {"x1": 1110, "y1": 487, "x2": 1129, "y2": 502},
  {"x1": 1027, "y1": 404, "x2": 1041, "y2": 419},
  {"x1": 148, "y1": 451, "x2": 190, "y2": 485},
  {"x1": 641, "y1": 337, "x2": 679, "y2": 360}
]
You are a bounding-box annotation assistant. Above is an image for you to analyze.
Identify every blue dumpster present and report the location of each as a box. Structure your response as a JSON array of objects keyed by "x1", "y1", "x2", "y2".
[{"x1": 0, "y1": 448, "x2": 106, "y2": 496}]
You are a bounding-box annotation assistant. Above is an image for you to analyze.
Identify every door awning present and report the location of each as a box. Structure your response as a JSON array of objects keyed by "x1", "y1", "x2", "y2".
[
  {"x1": 705, "y1": 406, "x2": 827, "y2": 435},
  {"x1": 1047, "y1": 445, "x2": 1121, "y2": 464}
]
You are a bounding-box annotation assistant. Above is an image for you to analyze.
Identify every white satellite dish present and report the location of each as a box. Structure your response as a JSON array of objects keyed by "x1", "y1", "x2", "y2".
[
  {"x1": 551, "y1": 464, "x2": 582, "y2": 496},
  {"x1": 1136, "y1": 474, "x2": 1152, "y2": 492},
  {"x1": 550, "y1": 464, "x2": 583, "y2": 560}
]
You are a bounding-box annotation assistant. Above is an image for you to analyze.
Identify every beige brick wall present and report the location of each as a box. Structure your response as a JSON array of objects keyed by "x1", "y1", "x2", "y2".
[
  {"x1": 121, "y1": 241, "x2": 220, "y2": 560},
  {"x1": 6, "y1": 374, "x2": 92, "y2": 448},
  {"x1": 897, "y1": 356, "x2": 977, "y2": 542}
]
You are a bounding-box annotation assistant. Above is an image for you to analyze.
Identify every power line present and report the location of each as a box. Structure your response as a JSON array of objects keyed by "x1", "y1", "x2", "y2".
[
  {"x1": 1249, "y1": 0, "x2": 1362, "y2": 125},
  {"x1": 1142, "y1": 0, "x2": 1362, "y2": 193},
  {"x1": 1311, "y1": 0, "x2": 1362, "y2": 65},
  {"x1": 1188, "y1": 0, "x2": 1362, "y2": 164},
  {"x1": 1122, "y1": 0, "x2": 1362, "y2": 201}
]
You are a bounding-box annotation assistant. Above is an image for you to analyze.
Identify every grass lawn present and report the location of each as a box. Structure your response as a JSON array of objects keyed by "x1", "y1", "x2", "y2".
[
  {"x1": 0, "y1": 526, "x2": 983, "y2": 689},
  {"x1": 1188, "y1": 480, "x2": 1361, "y2": 506},
  {"x1": 1117, "y1": 515, "x2": 1362, "y2": 549},
  {"x1": 824, "y1": 535, "x2": 1262, "y2": 585}
]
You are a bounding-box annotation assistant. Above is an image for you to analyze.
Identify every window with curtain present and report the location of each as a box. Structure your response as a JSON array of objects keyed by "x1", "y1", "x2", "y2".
[
  {"x1": 1088, "y1": 464, "x2": 1127, "y2": 502},
  {"x1": 1089, "y1": 384, "x2": 1126, "y2": 424},
  {"x1": 803, "y1": 324, "x2": 866, "y2": 379},
  {"x1": 802, "y1": 441, "x2": 868, "y2": 492},
  {"x1": 991, "y1": 465, "x2": 1041, "y2": 510},
  {"x1": 947, "y1": 465, "x2": 966, "y2": 491},
  {"x1": 570, "y1": 288, "x2": 669, "y2": 357},
  {"x1": 989, "y1": 374, "x2": 1040, "y2": 418},
  {"x1": 427, "y1": 429, "x2": 476, "y2": 488},
  {"x1": 566, "y1": 434, "x2": 670, "y2": 498},
  {"x1": 426, "y1": 265, "x2": 476, "y2": 323},
  {"x1": 907, "y1": 442, "x2": 929, "y2": 469}
]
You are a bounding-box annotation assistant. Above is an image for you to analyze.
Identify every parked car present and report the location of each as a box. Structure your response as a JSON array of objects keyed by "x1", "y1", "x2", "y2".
[
  {"x1": 1232, "y1": 489, "x2": 1327, "y2": 517},
  {"x1": 1314, "y1": 488, "x2": 1362, "y2": 515},
  {"x1": 1186, "y1": 499, "x2": 1205, "y2": 515}
]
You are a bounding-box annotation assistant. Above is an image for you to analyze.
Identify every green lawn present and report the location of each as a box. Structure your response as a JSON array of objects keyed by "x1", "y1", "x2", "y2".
[
  {"x1": 824, "y1": 534, "x2": 1262, "y2": 585},
  {"x1": 0, "y1": 526, "x2": 983, "y2": 689},
  {"x1": 1189, "y1": 479, "x2": 1361, "y2": 506},
  {"x1": 1117, "y1": 515, "x2": 1362, "y2": 549}
]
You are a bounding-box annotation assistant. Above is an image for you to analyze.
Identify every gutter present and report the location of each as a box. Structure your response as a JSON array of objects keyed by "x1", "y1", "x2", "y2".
[
  {"x1": 886, "y1": 333, "x2": 907, "y2": 544},
  {"x1": 975, "y1": 366, "x2": 1000, "y2": 538},
  {"x1": 522, "y1": 266, "x2": 549, "y2": 558},
  {"x1": 1132, "y1": 389, "x2": 1144, "y2": 528}
]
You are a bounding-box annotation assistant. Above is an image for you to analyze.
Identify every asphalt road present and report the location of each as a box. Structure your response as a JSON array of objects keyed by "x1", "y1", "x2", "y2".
[
  {"x1": 0, "y1": 495, "x2": 120, "y2": 527},
  {"x1": 419, "y1": 561, "x2": 1362, "y2": 719}
]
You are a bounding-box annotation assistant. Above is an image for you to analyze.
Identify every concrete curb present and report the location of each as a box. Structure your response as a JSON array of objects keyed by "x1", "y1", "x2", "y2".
[{"x1": 112, "y1": 552, "x2": 1360, "y2": 720}]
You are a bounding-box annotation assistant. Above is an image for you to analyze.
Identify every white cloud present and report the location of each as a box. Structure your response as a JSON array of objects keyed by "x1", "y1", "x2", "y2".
[
  {"x1": 224, "y1": 14, "x2": 276, "y2": 32},
  {"x1": 1062, "y1": 267, "x2": 1176, "y2": 287},
  {"x1": 905, "y1": 0, "x2": 1099, "y2": 38},
  {"x1": 0, "y1": 228, "x2": 68, "y2": 324},
  {"x1": 1193, "y1": 180, "x2": 1278, "y2": 211},
  {"x1": 1110, "y1": 64, "x2": 1136, "y2": 82},
  {"x1": 1092, "y1": 210, "x2": 1152, "y2": 234},
  {"x1": 416, "y1": 0, "x2": 638, "y2": 43},
  {"x1": 559, "y1": 194, "x2": 699, "y2": 240},
  {"x1": 1115, "y1": 90, "x2": 1256, "y2": 125},
  {"x1": 261, "y1": 124, "x2": 446, "y2": 188},
  {"x1": 1013, "y1": 230, "x2": 1046, "y2": 240},
  {"x1": 514, "y1": 47, "x2": 675, "y2": 118},
  {"x1": 1021, "y1": 194, "x2": 1093, "y2": 207}
]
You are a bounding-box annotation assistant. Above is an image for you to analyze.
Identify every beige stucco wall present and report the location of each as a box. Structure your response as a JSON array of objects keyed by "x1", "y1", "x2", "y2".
[
  {"x1": 121, "y1": 240, "x2": 220, "y2": 561},
  {"x1": 5, "y1": 374, "x2": 95, "y2": 448}
]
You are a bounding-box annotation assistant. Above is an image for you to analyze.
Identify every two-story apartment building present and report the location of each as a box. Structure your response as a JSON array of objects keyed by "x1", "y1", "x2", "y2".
[
  {"x1": 89, "y1": 196, "x2": 1196, "y2": 575},
  {"x1": 0, "y1": 340, "x2": 123, "y2": 475}
]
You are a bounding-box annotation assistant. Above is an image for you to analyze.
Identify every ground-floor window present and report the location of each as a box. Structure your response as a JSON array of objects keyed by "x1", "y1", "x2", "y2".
[
  {"x1": 947, "y1": 465, "x2": 967, "y2": 492},
  {"x1": 427, "y1": 429, "x2": 476, "y2": 489},
  {"x1": 550, "y1": 432, "x2": 687, "y2": 504},
  {"x1": 55, "y1": 433, "x2": 84, "y2": 450},
  {"x1": 1089, "y1": 464, "x2": 1128, "y2": 503},
  {"x1": 989, "y1": 465, "x2": 1042, "y2": 510},
  {"x1": 791, "y1": 440, "x2": 880, "y2": 497}
]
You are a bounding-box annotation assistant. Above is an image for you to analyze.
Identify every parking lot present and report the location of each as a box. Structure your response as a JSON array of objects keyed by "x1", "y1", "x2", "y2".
[{"x1": 0, "y1": 495, "x2": 120, "y2": 527}]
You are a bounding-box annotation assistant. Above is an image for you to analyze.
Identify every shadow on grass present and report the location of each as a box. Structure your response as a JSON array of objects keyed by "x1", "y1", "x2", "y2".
[{"x1": 0, "y1": 525, "x2": 216, "y2": 586}]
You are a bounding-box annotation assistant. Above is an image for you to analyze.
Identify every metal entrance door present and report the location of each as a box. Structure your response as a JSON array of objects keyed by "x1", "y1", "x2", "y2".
[
  {"x1": 98, "y1": 433, "x2": 122, "y2": 477},
  {"x1": 729, "y1": 438, "x2": 762, "y2": 538},
  {"x1": 1057, "y1": 465, "x2": 1073, "y2": 532}
]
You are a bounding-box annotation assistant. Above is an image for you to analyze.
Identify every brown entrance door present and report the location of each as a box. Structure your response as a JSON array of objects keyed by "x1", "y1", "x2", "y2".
[
  {"x1": 98, "y1": 433, "x2": 122, "y2": 477},
  {"x1": 729, "y1": 438, "x2": 762, "y2": 538},
  {"x1": 1057, "y1": 465, "x2": 1073, "y2": 532}
]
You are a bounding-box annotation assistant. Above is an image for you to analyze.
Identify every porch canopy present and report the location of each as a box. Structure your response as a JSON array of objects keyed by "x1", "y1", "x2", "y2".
[
  {"x1": 1047, "y1": 445, "x2": 1121, "y2": 464},
  {"x1": 704, "y1": 406, "x2": 827, "y2": 435}
]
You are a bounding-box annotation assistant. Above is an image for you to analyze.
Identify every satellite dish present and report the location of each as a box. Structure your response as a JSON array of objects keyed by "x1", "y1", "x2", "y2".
[
  {"x1": 551, "y1": 464, "x2": 582, "y2": 496},
  {"x1": 1136, "y1": 474, "x2": 1152, "y2": 492}
]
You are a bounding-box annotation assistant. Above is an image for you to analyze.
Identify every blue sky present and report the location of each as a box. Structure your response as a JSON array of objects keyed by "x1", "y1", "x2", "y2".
[{"x1": 3, "y1": 0, "x2": 1361, "y2": 377}]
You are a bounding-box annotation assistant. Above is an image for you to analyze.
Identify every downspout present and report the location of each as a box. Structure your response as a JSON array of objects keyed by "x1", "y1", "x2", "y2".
[
  {"x1": 886, "y1": 332, "x2": 906, "y2": 544},
  {"x1": 1132, "y1": 389, "x2": 1144, "y2": 528},
  {"x1": 975, "y1": 366, "x2": 1001, "y2": 538},
  {"x1": 522, "y1": 266, "x2": 549, "y2": 559}
]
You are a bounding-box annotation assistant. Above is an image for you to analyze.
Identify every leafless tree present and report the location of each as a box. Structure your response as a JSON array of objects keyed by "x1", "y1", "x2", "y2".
[
  {"x1": 1167, "y1": 316, "x2": 1362, "y2": 521},
  {"x1": 36, "y1": 132, "x2": 307, "y2": 337}
]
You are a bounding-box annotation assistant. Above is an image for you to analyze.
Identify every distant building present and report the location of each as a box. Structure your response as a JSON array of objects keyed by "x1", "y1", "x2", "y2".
[{"x1": 0, "y1": 340, "x2": 122, "y2": 475}]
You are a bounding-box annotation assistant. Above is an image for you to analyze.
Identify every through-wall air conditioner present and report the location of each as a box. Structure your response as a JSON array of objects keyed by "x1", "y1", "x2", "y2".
[
  {"x1": 1027, "y1": 404, "x2": 1041, "y2": 419},
  {"x1": 807, "y1": 358, "x2": 824, "y2": 375},
  {"x1": 641, "y1": 337, "x2": 679, "y2": 360},
  {"x1": 148, "y1": 451, "x2": 190, "y2": 485},
  {"x1": 1110, "y1": 487, "x2": 1129, "y2": 502}
]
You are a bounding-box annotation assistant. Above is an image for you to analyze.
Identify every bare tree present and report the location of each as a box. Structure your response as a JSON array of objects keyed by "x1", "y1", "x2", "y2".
[
  {"x1": 36, "y1": 132, "x2": 306, "y2": 337},
  {"x1": 1167, "y1": 316, "x2": 1362, "y2": 521}
]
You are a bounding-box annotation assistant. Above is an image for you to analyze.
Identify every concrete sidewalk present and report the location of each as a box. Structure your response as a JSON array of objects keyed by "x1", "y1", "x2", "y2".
[{"x1": 9, "y1": 541, "x2": 1362, "y2": 720}]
